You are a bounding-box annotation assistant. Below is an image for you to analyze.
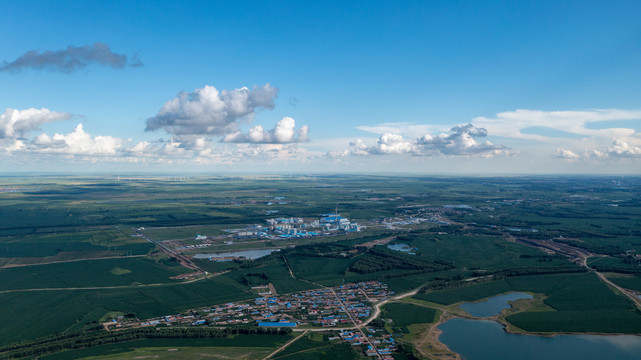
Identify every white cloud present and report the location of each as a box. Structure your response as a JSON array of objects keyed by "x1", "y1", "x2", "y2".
[
  {"x1": 0, "y1": 108, "x2": 72, "y2": 139},
  {"x1": 223, "y1": 117, "x2": 309, "y2": 144},
  {"x1": 29, "y1": 124, "x2": 124, "y2": 155},
  {"x1": 342, "y1": 124, "x2": 509, "y2": 157},
  {"x1": 367, "y1": 133, "x2": 421, "y2": 155},
  {"x1": 555, "y1": 149, "x2": 580, "y2": 160},
  {"x1": 559, "y1": 136, "x2": 641, "y2": 160},
  {"x1": 357, "y1": 122, "x2": 445, "y2": 137},
  {"x1": 473, "y1": 109, "x2": 641, "y2": 141},
  {"x1": 145, "y1": 84, "x2": 279, "y2": 136},
  {"x1": 605, "y1": 138, "x2": 641, "y2": 157}
]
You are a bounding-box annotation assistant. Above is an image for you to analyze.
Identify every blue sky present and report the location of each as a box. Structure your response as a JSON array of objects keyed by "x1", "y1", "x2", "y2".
[{"x1": 1, "y1": 0, "x2": 640, "y2": 173}]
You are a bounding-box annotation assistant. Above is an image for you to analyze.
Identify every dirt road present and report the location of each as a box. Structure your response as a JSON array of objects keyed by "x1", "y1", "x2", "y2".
[{"x1": 263, "y1": 330, "x2": 308, "y2": 360}]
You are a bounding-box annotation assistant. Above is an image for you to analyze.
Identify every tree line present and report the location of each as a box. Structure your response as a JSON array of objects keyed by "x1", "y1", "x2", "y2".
[{"x1": 0, "y1": 326, "x2": 291, "y2": 359}]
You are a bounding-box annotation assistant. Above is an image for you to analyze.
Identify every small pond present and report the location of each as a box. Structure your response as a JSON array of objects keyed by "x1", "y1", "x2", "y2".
[{"x1": 387, "y1": 243, "x2": 416, "y2": 254}]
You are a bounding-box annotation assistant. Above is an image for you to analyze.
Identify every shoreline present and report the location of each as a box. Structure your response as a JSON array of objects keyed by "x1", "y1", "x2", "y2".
[{"x1": 418, "y1": 292, "x2": 641, "y2": 359}]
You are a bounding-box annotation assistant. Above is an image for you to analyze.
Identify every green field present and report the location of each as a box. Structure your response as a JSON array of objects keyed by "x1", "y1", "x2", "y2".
[
  {"x1": 273, "y1": 332, "x2": 356, "y2": 360},
  {"x1": 380, "y1": 302, "x2": 438, "y2": 327},
  {"x1": 607, "y1": 274, "x2": 641, "y2": 292},
  {"x1": 0, "y1": 257, "x2": 187, "y2": 290},
  {"x1": 588, "y1": 256, "x2": 641, "y2": 274},
  {"x1": 41, "y1": 334, "x2": 293, "y2": 360}
]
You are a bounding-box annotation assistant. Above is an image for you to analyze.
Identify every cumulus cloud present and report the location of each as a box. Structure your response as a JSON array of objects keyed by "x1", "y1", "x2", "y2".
[
  {"x1": 0, "y1": 42, "x2": 142, "y2": 73},
  {"x1": 192, "y1": 143, "x2": 310, "y2": 165},
  {"x1": 145, "y1": 84, "x2": 278, "y2": 137},
  {"x1": 29, "y1": 124, "x2": 124, "y2": 155},
  {"x1": 605, "y1": 138, "x2": 641, "y2": 157},
  {"x1": 473, "y1": 109, "x2": 641, "y2": 141},
  {"x1": 222, "y1": 117, "x2": 309, "y2": 144},
  {"x1": 554, "y1": 149, "x2": 580, "y2": 160},
  {"x1": 417, "y1": 124, "x2": 507, "y2": 156},
  {"x1": 0, "y1": 108, "x2": 72, "y2": 139},
  {"x1": 342, "y1": 124, "x2": 508, "y2": 157},
  {"x1": 361, "y1": 133, "x2": 420, "y2": 155}
]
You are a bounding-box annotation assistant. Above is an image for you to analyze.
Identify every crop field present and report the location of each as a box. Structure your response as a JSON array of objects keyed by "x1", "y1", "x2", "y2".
[
  {"x1": 273, "y1": 335, "x2": 325, "y2": 357},
  {"x1": 415, "y1": 279, "x2": 515, "y2": 305},
  {"x1": 222, "y1": 254, "x2": 317, "y2": 293},
  {"x1": 0, "y1": 257, "x2": 187, "y2": 290},
  {"x1": 50, "y1": 347, "x2": 272, "y2": 360},
  {"x1": 506, "y1": 273, "x2": 641, "y2": 333},
  {"x1": 0, "y1": 229, "x2": 153, "y2": 268},
  {"x1": 274, "y1": 339, "x2": 356, "y2": 360},
  {"x1": 399, "y1": 232, "x2": 577, "y2": 272},
  {"x1": 287, "y1": 254, "x2": 359, "y2": 285},
  {"x1": 41, "y1": 334, "x2": 293, "y2": 360},
  {"x1": 607, "y1": 275, "x2": 641, "y2": 292},
  {"x1": 588, "y1": 256, "x2": 641, "y2": 274},
  {"x1": 380, "y1": 303, "x2": 437, "y2": 327}
]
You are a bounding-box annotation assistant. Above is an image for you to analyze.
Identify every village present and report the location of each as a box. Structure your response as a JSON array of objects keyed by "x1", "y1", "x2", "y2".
[{"x1": 104, "y1": 281, "x2": 399, "y2": 358}]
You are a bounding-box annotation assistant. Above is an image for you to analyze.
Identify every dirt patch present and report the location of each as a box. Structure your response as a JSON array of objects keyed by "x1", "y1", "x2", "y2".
[
  {"x1": 355, "y1": 236, "x2": 396, "y2": 249},
  {"x1": 415, "y1": 311, "x2": 461, "y2": 360},
  {"x1": 268, "y1": 283, "x2": 278, "y2": 296}
]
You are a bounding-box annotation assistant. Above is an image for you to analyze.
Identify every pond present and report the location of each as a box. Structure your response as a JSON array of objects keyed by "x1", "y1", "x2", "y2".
[
  {"x1": 387, "y1": 243, "x2": 416, "y2": 254},
  {"x1": 194, "y1": 248, "x2": 279, "y2": 260},
  {"x1": 459, "y1": 292, "x2": 533, "y2": 317},
  {"x1": 438, "y1": 318, "x2": 641, "y2": 360}
]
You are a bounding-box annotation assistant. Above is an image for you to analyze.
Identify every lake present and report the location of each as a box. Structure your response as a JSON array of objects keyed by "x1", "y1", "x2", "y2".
[
  {"x1": 459, "y1": 292, "x2": 533, "y2": 317},
  {"x1": 438, "y1": 318, "x2": 641, "y2": 360}
]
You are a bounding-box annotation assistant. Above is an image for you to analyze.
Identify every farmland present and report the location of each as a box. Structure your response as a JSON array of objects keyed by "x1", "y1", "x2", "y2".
[{"x1": 1, "y1": 175, "x2": 640, "y2": 359}]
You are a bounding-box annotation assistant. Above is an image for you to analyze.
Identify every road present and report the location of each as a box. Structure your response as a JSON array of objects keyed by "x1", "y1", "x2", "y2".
[
  {"x1": 0, "y1": 272, "x2": 219, "y2": 295},
  {"x1": 329, "y1": 287, "x2": 382, "y2": 359},
  {"x1": 594, "y1": 270, "x2": 641, "y2": 309},
  {"x1": 359, "y1": 287, "x2": 421, "y2": 328},
  {"x1": 263, "y1": 330, "x2": 308, "y2": 360},
  {"x1": 0, "y1": 254, "x2": 146, "y2": 269},
  {"x1": 291, "y1": 285, "x2": 422, "y2": 333},
  {"x1": 517, "y1": 236, "x2": 641, "y2": 310},
  {"x1": 137, "y1": 230, "x2": 205, "y2": 274}
]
